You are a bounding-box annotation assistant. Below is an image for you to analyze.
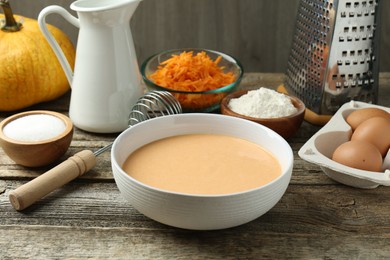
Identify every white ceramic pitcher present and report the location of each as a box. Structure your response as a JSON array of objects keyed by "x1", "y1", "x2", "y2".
[{"x1": 38, "y1": 0, "x2": 145, "y2": 133}]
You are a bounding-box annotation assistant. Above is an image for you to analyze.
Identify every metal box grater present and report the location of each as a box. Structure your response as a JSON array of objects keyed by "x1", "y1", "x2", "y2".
[{"x1": 285, "y1": 0, "x2": 382, "y2": 115}]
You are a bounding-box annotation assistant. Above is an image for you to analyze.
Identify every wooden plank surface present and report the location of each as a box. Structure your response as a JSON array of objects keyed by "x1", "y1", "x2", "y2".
[
  {"x1": 1, "y1": 73, "x2": 390, "y2": 259},
  {"x1": 1, "y1": 182, "x2": 389, "y2": 259}
]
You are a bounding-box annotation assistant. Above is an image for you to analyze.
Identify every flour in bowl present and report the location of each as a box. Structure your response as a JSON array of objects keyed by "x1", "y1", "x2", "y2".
[{"x1": 228, "y1": 88, "x2": 298, "y2": 118}]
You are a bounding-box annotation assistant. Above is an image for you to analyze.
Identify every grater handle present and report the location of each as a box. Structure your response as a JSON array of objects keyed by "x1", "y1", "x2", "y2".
[
  {"x1": 8, "y1": 150, "x2": 96, "y2": 211},
  {"x1": 304, "y1": 109, "x2": 333, "y2": 126},
  {"x1": 277, "y1": 84, "x2": 332, "y2": 125}
]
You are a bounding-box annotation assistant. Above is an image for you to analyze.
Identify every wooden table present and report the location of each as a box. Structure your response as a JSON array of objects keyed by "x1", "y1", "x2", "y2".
[{"x1": 1, "y1": 73, "x2": 389, "y2": 259}]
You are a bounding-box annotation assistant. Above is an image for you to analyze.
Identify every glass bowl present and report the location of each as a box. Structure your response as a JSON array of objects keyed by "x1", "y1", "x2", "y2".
[{"x1": 140, "y1": 48, "x2": 244, "y2": 112}]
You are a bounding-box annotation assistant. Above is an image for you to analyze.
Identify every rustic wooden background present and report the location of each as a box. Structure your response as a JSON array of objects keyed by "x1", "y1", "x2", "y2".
[{"x1": 6, "y1": 0, "x2": 390, "y2": 72}]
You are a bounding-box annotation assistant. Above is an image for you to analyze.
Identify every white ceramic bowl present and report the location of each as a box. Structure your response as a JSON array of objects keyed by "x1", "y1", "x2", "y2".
[
  {"x1": 299, "y1": 101, "x2": 390, "y2": 189},
  {"x1": 111, "y1": 113, "x2": 293, "y2": 230}
]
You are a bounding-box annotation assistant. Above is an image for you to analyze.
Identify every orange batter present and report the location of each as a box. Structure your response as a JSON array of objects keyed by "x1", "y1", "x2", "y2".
[{"x1": 122, "y1": 134, "x2": 281, "y2": 195}]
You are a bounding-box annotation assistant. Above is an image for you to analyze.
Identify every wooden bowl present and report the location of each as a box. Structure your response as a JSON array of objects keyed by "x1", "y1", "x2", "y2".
[
  {"x1": 0, "y1": 110, "x2": 73, "y2": 167},
  {"x1": 220, "y1": 90, "x2": 306, "y2": 139}
]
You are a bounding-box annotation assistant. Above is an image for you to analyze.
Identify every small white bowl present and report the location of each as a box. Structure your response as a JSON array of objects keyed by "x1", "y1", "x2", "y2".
[
  {"x1": 299, "y1": 101, "x2": 390, "y2": 189},
  {"x1": 111, "y1": 113, "x2": 293, "y2": 230}
]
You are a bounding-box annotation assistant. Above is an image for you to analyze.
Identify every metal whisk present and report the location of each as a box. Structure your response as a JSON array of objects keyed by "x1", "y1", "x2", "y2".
[
  {"x1": 95, "y1": 91, "x2": 182, "y2": 156},
  {"x1": 9, "y1": 91, "x2": 182, "y2": 211},
  {"x1": 128, "y1": 90, "x2": 182, "y2": 127}
]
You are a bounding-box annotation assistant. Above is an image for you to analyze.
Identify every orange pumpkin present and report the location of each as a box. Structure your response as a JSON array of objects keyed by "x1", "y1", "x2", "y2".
[{"x1": 0, "y1": 1, "x2": 75, "y2": 111}]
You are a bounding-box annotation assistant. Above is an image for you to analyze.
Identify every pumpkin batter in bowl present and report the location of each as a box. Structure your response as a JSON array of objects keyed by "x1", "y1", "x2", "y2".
[
  {"x1": 122, "y1": 134, "x2": 281, "y2": 195},
  {"x1": 111, "y1": 113, "x2": 293, "y2": 230}
]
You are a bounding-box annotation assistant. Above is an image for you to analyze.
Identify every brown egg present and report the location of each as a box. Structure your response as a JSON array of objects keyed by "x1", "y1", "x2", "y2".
[
  {"x1": 346, "y1": 107, "x2": 390, "y2": 130},
  {"x1": 351, "y1": 116, "x2": 390, "y2": 157},
  {"x1": 332, "y1": 140, "x2": 383, "y2": 172}
]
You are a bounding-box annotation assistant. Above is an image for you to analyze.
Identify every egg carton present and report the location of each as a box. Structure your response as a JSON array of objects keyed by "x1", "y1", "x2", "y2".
[{"x1": 299, "y1": 101, "x2": 390, "y2": 189}]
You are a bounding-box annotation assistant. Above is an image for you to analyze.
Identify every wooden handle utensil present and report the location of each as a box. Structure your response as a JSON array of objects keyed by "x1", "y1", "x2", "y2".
[{"x1": 8, "y1": 150, "x2": 96, "y2": 211}]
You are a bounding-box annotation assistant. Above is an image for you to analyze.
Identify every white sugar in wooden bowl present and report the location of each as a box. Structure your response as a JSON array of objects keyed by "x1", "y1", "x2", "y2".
[
  {"x1": 0, "y1": 110, "x2": 73, "y2": 167},
  {"x1": 3, "y1": 114, "x2": 67, "y2": 142}
]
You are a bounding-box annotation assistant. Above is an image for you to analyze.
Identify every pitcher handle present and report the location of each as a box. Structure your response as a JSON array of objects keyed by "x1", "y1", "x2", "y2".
[{"x1": 38, "y1": 6, "x2": 80, "y2": 86}]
